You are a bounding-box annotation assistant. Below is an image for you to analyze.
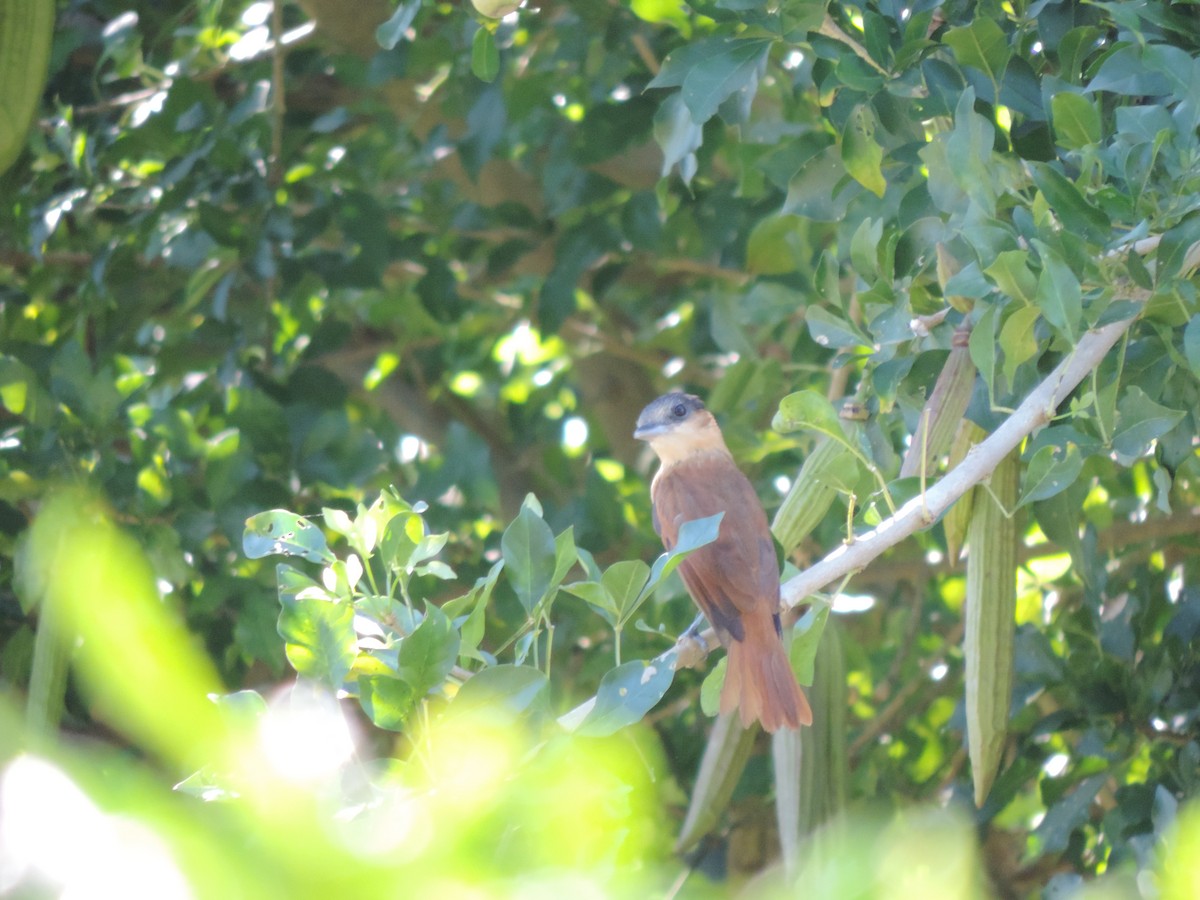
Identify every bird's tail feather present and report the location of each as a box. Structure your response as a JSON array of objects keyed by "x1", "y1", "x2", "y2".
[{"x1": 720, "y1": 616, "x2": 813, "y2": 732}]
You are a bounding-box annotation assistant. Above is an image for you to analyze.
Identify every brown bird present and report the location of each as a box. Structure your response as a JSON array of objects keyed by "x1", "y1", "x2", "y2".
[{"x1": 634, "y1": 392, "x2": 812, "y2": 732}]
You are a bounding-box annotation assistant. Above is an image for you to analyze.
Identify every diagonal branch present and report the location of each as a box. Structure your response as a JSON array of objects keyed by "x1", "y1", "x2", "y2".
[
  {"x1": 779, "y1": 306, "x2": 1141, "y2": 609},
  {"x1": 674, "y1": 303, "x2": 1144, "y2": 661}
]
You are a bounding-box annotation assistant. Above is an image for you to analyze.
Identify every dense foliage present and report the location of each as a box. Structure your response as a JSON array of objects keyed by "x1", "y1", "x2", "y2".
[{"x1": 3, "y1": 0, "x2": 1200, "y2": 896}]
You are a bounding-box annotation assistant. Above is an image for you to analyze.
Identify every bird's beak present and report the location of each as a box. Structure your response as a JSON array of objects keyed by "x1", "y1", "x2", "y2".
[{"x1": 633, "y1": 422, "x2": 669, "y2": 441}]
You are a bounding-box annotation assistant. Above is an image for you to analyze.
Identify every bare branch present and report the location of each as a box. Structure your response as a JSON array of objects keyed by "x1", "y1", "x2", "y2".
[
  {"x1": 673, "y1": 302, "x2": 1145, "y2": 661},
  {"x1": 779, "y1": 306, "x2": 1141, "y2": 609}
]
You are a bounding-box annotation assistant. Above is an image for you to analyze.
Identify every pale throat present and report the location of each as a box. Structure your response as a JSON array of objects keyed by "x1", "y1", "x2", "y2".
[{"x1": 647, "y1": 425, "x2": 732, "y2": 469}]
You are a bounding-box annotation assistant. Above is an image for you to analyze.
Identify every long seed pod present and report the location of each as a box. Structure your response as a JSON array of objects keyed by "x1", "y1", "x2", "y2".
[
  {"x1": 943, "y1": 419, "x2": 989, "y2": 563},
  {"x1": 900, "y1": 324, "x2": 976, "y2": 480},
  {"x1": 964, "y1": 448, "x2": 1020, "y2": 807},
  {"x1": 0, "y1": 0, "x2": 55, "y2": 174},
  {"x1": 798, "y1": 621, "x2": 846, "y2": 835},
  {"x1": 773, "y1": 408, "x2": 865, "y2": 556},
  {"x1": 772, "y1": 436, "x2": 852, "y2": 555},
  {"x1": 675, "y1": 711, "x2": 758, "y2": 853}
]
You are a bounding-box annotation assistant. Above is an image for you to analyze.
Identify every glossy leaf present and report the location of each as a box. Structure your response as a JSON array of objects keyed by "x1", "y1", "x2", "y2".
[
  {"x1": 472, "y1": 28, "x2": 500, "y2": 83},
  {"x1": 943, "y1": 18, "x2": 1009, "y2": 88},
  {"x1": 1033, "y1": 242, "x2": 1083, "y2": 340},
  {"x1": 646, "y1": 512, "x2": 723, "y2": 593},
  {"x1": 841, "y1": 104, "x2": 886, "y2": 198},
  {"x1": 1112, "y1": 388, "x2": 1186, "y2": 462},
  {"x1": 999, "y1": 305, "x2": 1041, "y2": 388},
  {"x1": 1051, "y1": 93, "x2": 1101, "y2": 149},
  {"x1": 451, "y1": 664, "x2": 548, "y2": 719},
  {"x1": 396, "y1": 602, "x2": 460, "y2": 698},
  {"x1": 244, "y1": 511, "x2": 334, "y2": 564},
  {"x1": 358, "y1": 675, "x2": 418, "y2": 731},
  {"x1": 1018, "y1": 444, "x2": 1084, "y2": 507},
  {"x1": 651, "y1": 37, "x2": 772, "y2": 125},
  {"x1": 773, "y1": 389, "x2": 847, "y2": 441},
  {"x1": 1031, "y1": 164, "x2": 1111, "y2": 245},
  {"x1": 501, "y1": 500, "x2": 558, "y2": 615},
  {"x1": 277, "y1": 598, "x2": 357, "y2": 687},
  {"x1": 559, "y1": 648, "x2": 678, "y2": 736}
]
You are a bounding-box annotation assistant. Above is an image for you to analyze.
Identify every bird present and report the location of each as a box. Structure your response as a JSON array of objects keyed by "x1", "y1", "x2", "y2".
[{"x1": 634, "y1": 392, "x2": 812, "y2": 732}]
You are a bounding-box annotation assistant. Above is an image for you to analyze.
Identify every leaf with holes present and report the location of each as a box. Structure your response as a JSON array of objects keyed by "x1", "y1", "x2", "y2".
[
  {"x1": 244, "y1": 510, "x2": 333, "y2": 564},
  {"x1": 558, "y1": 648, "x2": 678, "y2": 736}
]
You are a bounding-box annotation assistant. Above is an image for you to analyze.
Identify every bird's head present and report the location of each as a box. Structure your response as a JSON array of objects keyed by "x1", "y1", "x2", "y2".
[{"x1": 633, "y1": 392, "x2": 729, "y2": 465}]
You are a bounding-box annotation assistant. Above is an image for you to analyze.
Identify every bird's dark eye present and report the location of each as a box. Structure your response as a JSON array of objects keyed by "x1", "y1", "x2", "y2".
[{"x1": 671, "y1": 403, "x2": 688, "y2": 418}]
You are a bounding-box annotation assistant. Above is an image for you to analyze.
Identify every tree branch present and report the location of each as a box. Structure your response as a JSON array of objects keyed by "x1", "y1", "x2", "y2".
[
  {"x1": 779, "y1": 306, "x2": 1141, "y2": 609},
  {"x1": 674, "y1": 302, "x2": 1144, "y2": 660}
]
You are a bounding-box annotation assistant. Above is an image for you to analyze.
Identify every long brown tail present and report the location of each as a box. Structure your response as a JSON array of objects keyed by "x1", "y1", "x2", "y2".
[{"x1": 720, "y1": 613, "x2": 813, "y2": 732}]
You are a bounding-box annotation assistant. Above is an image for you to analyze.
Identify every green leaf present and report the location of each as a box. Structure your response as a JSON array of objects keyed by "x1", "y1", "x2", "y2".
[
  {"x1": 410, "y1": 530, "x2": 450, "y2": 569},
  {"x1": 1183, "y1": 315, "x2": 1200, "y2": 378},
  {"x1": 1031, "y1": 164, "x2": 1111, "y2": 245},
  {"x1": 646, "y1": 512, "x2": 724, "y2": 593},
  {"x1": 451, "y1": 664, "x2": 548, "y2": 719},
  {"x1": 746, "y1": 214, "x2": 806, "y2": 275},
  {"x1": 562, "y1": 580, "x2": 619, "y2": 624},
  {"x1": 943, "y1": 18, "x2": 1010, "y2": 88},
  {"x1": 850, "y1": 217, "x2": 883, "y2": 281},
  {"x1": 1033, "y1": 242, "x2": 1083, "y2": 340},
  {"x1": 700, "y1": 656, "x2": 727, "y2": 716},
  {"x1": 804, "y1": 305, "x2": 870, "y2": 350},
  {"x1": 1112, "y1": 388, "x2": 1186, "y2": 462},
  {"x1": 999, "y1": 305, "x2": 1041, "y2": 387},
  {"x1": 773, "y1": 389, "x2": 847, "y2": 441},
  {"x1": 457, "y1": 560, "x2": 504, "y2": 662},
  {"x1": 1051, "y1": 93, "x2": 1100, "y2": 150},
  {"x1": 321, "y1": 507, "x2": 354, "y2": 541},
  {"x1": 277, "y1": 598, "x2": 357, "y2": 686},
  {"x1": 783, "y1": 143, "x2": 857, "y2": 222},
  {"x1": 358, "y1": 675, "x2": 418, "y2": 731},
  {"x1": 244, "y1": 510, "x2": 333, "y2": 564},
  {"x1": 375, "y1": 0, "x2": 422, "y2": 50},
  {"x1": 603, "y1": 559, "x2": 651, "y2": 622},
  {"x1": 501, "y1": 502, "x2": 558, "y2": 615},
  {"x1": 944, "y1": 88, "x2": 997, "y2": 215},
  {"x1": 969, "y1": 303, "x2": 999, "y2": 400},
  {"x1": 553, "y1": 526, "x2": 580, "y2": 587},
  {"x1": 984, "y1": 250, "x2": 1037, "y2": 306},
  {"x1": 815, "y1": 250, "x2": 841, "y2": 307},
  {"x1": 274, "y1": 563, "x2": 327, "y2": 606},
  {"x1": 1035, "y1": 774, "x2": 1106, "y2": 855},
  {"x1": 472, "y1": 27, "x2": 500, "y2": 83},
  {"x1": 787, "y1": 603, "x2": 829, "y2": 685},
  {"x1": 781, "y1": 0, "x2": 826, "y2": 32},
  {"x1": 841, "y1": 104, "x2": 886, "y2": 198},
  {"x1": 630, "y1": 0, "x2": 691, "y2": 28},
  {"x1": 1086, "y1": 44, "x2": 1171, "y2": 96},
  {"x1": 397, "y1": 602, "x2": 460, "y2": 697},
  {"x1": 652, "y1": 92, "x2": 702, "y2": 183},
  {"x1": 654, "y1": 37, "x2": 773, "y2": 125},
  {"x1": 1057, "y1": 26, "x2": 1104, "y2": 83},
  {"x1": 0, "y1": 355, "x2": 53, "y2": 425},
  {"x1": 380, "y1": 512, "x2": 424, "y2": 574},
  {"x1": 559, "y1": 648, "x2": 678, "y2": 736},
  {"x1": 1018, "y1": 444, "x2": 1084, "y2": 507},
  {"x1": 1155, "y1": 213, "x2": 1200, "y2": 281}
]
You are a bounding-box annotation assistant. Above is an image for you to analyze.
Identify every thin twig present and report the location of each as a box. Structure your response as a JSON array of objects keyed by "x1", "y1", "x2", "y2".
[{"x1": 817, "y1": 15, "x2": 889, "y2": 77}]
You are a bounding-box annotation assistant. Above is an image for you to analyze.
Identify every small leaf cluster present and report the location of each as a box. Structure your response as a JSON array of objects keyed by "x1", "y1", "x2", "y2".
[{"x1": 242, "y1": 489, "x2": 722, "y2": 739}]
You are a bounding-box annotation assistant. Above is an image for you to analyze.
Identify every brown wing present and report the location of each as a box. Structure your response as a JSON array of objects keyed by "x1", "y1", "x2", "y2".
[{"x1": 652, "y1": 455, "x2": 780, "y2": 645}]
